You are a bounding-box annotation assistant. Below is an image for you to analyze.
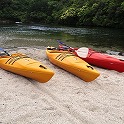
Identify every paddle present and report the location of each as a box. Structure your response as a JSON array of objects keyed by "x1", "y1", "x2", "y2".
[
  {"x1": 57, "y1": 40, "x2": 70, "y2": 48},
  {"x1": 0, "y1": 48, "x2": 10, "y2": 56},
  {"x1": 75, "y1": 47, "x2": 89, "y2": 58},
  {"x1": 57, "y1": 40, "x2": 89, "y2": 58},
  {"x1": 0, "y1": 48, "x2": 4, "y2": 51}
]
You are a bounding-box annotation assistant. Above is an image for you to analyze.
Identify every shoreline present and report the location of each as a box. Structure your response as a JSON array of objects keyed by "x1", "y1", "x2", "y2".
[{"x1": 0, "y1": 47, "x2": 124, "y2": 124}]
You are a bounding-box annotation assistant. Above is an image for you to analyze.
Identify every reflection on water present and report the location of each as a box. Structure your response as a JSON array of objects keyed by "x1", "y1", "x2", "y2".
[{"x1": 0, "y1": 24, "x2": 124, "y2": 52}]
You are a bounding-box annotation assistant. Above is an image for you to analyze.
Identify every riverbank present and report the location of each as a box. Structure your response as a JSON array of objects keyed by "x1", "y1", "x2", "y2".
[{"x1": 0, "y1": 47, "x2": 124, "y2": 124}]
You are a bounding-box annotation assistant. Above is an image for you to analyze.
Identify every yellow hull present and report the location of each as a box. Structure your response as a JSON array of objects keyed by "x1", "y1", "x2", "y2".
[
  {"x1": 0, "y1": 53, "x2": 54, "y2": 83},
  {"x1": 46, "y1": 49, "x2": 100, "y2": 82}
]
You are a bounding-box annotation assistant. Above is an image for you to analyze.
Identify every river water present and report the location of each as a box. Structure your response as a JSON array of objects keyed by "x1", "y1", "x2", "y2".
[{"x1": 0, "y1": 24, "x2": 124, "y2": 52}]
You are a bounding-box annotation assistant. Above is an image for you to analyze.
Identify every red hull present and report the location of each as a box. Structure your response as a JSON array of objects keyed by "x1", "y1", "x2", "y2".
[{"x1": 74, "y1": 49, "x2": 124, "y2": 72}]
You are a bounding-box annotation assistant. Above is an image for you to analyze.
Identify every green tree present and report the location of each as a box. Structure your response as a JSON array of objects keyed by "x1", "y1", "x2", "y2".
[{"x1": 0, "y1": 0, "x2": 124, "y2": 28}]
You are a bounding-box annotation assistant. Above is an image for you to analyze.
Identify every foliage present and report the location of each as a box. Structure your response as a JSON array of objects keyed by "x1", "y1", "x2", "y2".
[{"x1": 0, "y1": 0, "x2": 124, "y2": 28}]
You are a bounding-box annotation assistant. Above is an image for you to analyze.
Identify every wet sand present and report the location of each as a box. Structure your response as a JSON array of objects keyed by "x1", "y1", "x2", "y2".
[{"x1": 0, "y1": 47, "x2": 124, "y2": 124}]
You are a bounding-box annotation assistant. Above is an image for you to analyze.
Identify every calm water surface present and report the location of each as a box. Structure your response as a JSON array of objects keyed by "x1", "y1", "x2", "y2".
[{"x1": 0, "y1": 24, "x2": 124, "y2": 52}]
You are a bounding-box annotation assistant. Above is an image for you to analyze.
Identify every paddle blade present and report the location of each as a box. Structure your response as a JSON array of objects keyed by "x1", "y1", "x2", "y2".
[
  {"x1": 0, "y1": 48, "x2": 4, "y2": 51},
  {"x1": 57, "y1": 40, "x2": 65, "y2": 45},
  {"x1": 57, "y1": 40, "x2": 71, "y2": 48},
  {"x1": 0, "y1": 48, "x2": 10, "y2": 56},
  {"x1": 75, "y1": 47, "x2": 89, "y2": 58}
]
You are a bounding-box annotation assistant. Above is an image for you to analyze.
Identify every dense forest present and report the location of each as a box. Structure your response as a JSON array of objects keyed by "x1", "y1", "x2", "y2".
[{"x1": 0, "y1": 0, "x2": 124, "y2": 28}]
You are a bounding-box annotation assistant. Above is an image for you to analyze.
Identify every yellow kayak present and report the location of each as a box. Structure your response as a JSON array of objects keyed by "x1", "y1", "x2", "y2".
[
  {"x1": 0, "y1": 51, "x2": 54, "y2": 83},
  {"x1": 46, "y1": 48, "x2": 100, "y2": 82}
]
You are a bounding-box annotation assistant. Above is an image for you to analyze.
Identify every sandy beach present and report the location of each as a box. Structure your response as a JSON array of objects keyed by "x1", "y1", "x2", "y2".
[{"x1": 0, "y1": 47, "x2": 124, "y2": 124}]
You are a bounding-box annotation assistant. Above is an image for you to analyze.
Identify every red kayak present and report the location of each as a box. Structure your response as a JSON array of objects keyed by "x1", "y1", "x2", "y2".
[
  {"x1": 59, "y1": 45, "x2": 124, "y2": 72},
  {"x1": 75, "y1": 48, "x2": 124, "y2": 72}
]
